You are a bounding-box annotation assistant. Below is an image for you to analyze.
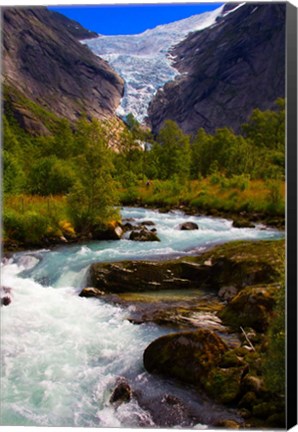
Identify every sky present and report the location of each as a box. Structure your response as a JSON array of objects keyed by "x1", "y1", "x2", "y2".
[{"x1": 48, "y1": 3, "x2": 223, "y2": 35}]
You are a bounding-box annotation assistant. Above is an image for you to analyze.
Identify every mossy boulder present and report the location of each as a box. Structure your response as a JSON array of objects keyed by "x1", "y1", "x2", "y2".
[
  {"x1": 218, "y1": 285, "x2": 277, "y2": 331},
  {"x1": 84, "y1": 239, "x2": 284, "y2": 294},
  {"x1": 203, "y1": 366, "x2": 244, "y2": 404},
  {"x1": 143, "y1": 329, "x2": 250, "y2": 405},
  {"x1": 143, "y1": 329, "x2": 228, "y2": 385}
]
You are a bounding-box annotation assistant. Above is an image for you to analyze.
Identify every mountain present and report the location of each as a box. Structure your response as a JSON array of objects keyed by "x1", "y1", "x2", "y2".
[
  {"x1": 84, "y1": 5, "x2": 225, "y2": 122},
  {"x1": 2, "y1": 7, "x2": 124, "y2": 134},
  {"x1": 148, "y1": 3, "x2": 286, "y2": 135}
]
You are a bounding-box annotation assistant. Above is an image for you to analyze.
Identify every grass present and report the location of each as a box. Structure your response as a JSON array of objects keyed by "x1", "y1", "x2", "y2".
[
  {"x1": 119, "y1": 177, "x2": 285, "y2": 219},
  {"x1": 3, "y1": 195, "x2": 71, "y2": 247}
]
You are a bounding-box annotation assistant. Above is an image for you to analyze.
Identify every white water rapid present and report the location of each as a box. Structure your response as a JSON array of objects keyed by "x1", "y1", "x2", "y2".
[{"x1": 1, "y1": 207, "x2": 283, "y2": 428}]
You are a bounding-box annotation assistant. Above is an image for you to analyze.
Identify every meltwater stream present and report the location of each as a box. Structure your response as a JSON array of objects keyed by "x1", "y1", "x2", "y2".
[{"x1": 1, "y1": 208, "x2": 283, "y2": 427}]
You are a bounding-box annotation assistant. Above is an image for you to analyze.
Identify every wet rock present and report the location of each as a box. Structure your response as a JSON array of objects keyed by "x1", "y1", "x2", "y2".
[
  {"x1": 110, "y1": 377, "x2": 132, "y2": 405},
  {"x1": 219, "y1": 285, "x2": 277, "y2": 332},
  {"x1": 232, "y1": 219, "x2": 255, "y2": 229},
  {"x1": 122, "y1": 222, "x2": 135, "y2": 231},
  {"x1": 215, "y1": 419, "x2": 241, "y2": 429},
  {"x1": 1, "y1": 286, "x2": 13, "y2": 306},
  {"x1": 140, "y1": 221, "x2": 155, "y2": 227},
  {"x1": 1, "y1": 296, "x2": 11, "y2": 306},
  {"x1": 179, "y1": 222, "x2": 199, "y2": 231},
  {"x1": 87, "y1": 260, "x2": 198, "y2": 293},
  {"x1": 143, "y1": 329, "x2": 227, "y2": 385},
  {"x1": 93, "y1": 224, "x2": 123, "y2": 241},
  {"x1": 218, "y1": 285, "x2": 238, "y2": 302},
  {"x1": 86, "y1": 239, "x2": 284, "y2": 294},
  {"x1": 158, "y1": 394, "x2": 191, "y2": 427},
  {"x1": 129, "y1": 229, "x2": 160, "y2": 242},
  {"x1": 79, "y1": 287, "x2": 106, "y2": 298}
]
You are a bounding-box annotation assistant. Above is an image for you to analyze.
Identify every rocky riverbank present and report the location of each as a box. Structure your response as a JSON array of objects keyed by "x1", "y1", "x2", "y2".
[{"x1": 80, "y1": 238, "x2": 285, "y2": 428}]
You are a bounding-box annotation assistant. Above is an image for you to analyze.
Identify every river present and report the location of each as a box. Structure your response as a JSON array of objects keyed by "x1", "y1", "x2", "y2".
[{"x1": 0, "y1": 207, "x2": 283, "y2": 428}]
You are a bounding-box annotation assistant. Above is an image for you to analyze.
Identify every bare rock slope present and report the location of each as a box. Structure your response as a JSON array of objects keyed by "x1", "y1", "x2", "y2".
[
  {"x1": 148, "y1": 3, "x2": 285, "y2": 135},
  {"x1": 3, "y1": 7, "x2": 124, "y2": 129}
]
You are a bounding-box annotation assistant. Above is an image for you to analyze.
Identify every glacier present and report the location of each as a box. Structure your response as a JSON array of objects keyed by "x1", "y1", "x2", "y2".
[{"x1": 84, "y1": 5, "x2": 226, "y2": 122}]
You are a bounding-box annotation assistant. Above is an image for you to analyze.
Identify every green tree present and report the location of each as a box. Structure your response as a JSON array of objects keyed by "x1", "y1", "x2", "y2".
[
  {"x1": 190, "y1": 128, "x2": 213, "y2": 178},
  {"x1": 26, "y1": 156, "x2": 75, "y2": 195},
  {"x1": 67, "y1": 118, "x2": 118, "y2": 233},
  {"x1": 156, "y1": 120, "x2": 191, "y2": 181},
  {"x1": 3, "y1": 150, "x2": 25, "y2": 194}
]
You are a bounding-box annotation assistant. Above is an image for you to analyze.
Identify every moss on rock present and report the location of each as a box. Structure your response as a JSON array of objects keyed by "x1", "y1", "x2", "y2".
[
  {"x1": 219, "y1": 285, "x2": 277, "y2": 331},
  {"x1": 143, "y1": 329, "x2": 228, "y2": 385}
]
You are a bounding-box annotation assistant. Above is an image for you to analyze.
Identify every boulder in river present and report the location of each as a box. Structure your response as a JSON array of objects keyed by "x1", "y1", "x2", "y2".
[
  {"x1": 179, "y1": 222, "x2": 199, "y2": 230},
  {"x1": 84, "y1": 239, "x2": 284, "y2": 295},
  {"x1": 232, "y1": 219, "x2": 255, "y2": 228},
  {"x1": 143, "y1": 329, "x2": 227, "y2": 384},
  {"x1": 110, "y1": 377, "x2": 132, "y2": 405},
  {"x1": 143, "y1": 329, "x2": 249, "y2": 405},
  {"x1": 93, "y1": 224, "x2": 123, "y2": 241},
  {"x1": 86, "y1": 260, "x2": 200, "y2": 293},
  {"x1": 129, "y1": 229, "x2": 160, "y2": 242}
]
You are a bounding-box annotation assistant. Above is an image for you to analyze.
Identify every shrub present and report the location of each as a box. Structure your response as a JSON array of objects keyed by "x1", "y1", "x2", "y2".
[
  {"x1": 3, "y1": 209, "x2": 50, "y2": 245},
  {"x1": 27, "y1": 156, "x2": 75, "y2": 195}
]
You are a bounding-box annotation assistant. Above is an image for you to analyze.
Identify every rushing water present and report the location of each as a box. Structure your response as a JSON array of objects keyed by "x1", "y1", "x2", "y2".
[{"x1": 1, "y1": 208, "x2": 283, "y2": 428}]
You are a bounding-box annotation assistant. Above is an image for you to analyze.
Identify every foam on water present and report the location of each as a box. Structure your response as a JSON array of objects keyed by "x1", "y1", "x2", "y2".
[{"x1": 1, "y1": 207, "x2": 283, "y2": 427}]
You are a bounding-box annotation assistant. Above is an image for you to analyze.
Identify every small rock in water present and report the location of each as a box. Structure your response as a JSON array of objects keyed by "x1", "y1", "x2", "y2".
[
  {"x1": 1, "y1": 296, "x2": 11, "y2": 306},
  {"x1": 79, "y1": 287, "x2": 105, "y2": 298},
  {"x1": 110, "y1": 377, "x2": 132, "y2": 406},
  {"x1": 140, "y1": 220, "x2": 155, "y2": 226},
  {"x1": 1, "y1": 286, "x2": 13, "y2": 306},
  {"x1": 179, "y1": 222, "x2": 199, "y2": 231}
]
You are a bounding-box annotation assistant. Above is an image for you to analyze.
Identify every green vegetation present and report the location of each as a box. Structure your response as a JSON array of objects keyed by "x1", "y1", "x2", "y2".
[{"x1": 3, "y1": 90, "x2": 285, "y2": 248}]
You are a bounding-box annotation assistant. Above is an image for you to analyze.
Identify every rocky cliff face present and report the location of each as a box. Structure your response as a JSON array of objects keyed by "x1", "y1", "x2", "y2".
[
  {"x1": 2, "y1": 7, "x2": 124, "y2": 130},
  {"x1": 148, "y1": 3, "x2": 285, "y2": 135}
]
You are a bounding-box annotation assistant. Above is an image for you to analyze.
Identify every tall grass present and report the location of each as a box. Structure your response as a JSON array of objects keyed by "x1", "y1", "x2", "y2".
[{"x1": 119, "y1": 176, "x2": 285, "y2": 217}]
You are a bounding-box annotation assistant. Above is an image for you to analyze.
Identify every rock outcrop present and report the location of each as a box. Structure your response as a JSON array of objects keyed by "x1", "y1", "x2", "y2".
[
  {"x1": 2, "y1": 7, "x2": 124, "y2": 134},
  {"x1": 84, "y1": 239, "x2": 284, "y2": 294},
  {"x1": 148, "y1": 3, "x2": 285, "y2": 135}
]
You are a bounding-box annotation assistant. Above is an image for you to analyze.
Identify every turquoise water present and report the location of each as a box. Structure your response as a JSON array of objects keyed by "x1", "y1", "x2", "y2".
[{"x1": 0, "y1": 207, "x2": 283, "y2": 427}]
